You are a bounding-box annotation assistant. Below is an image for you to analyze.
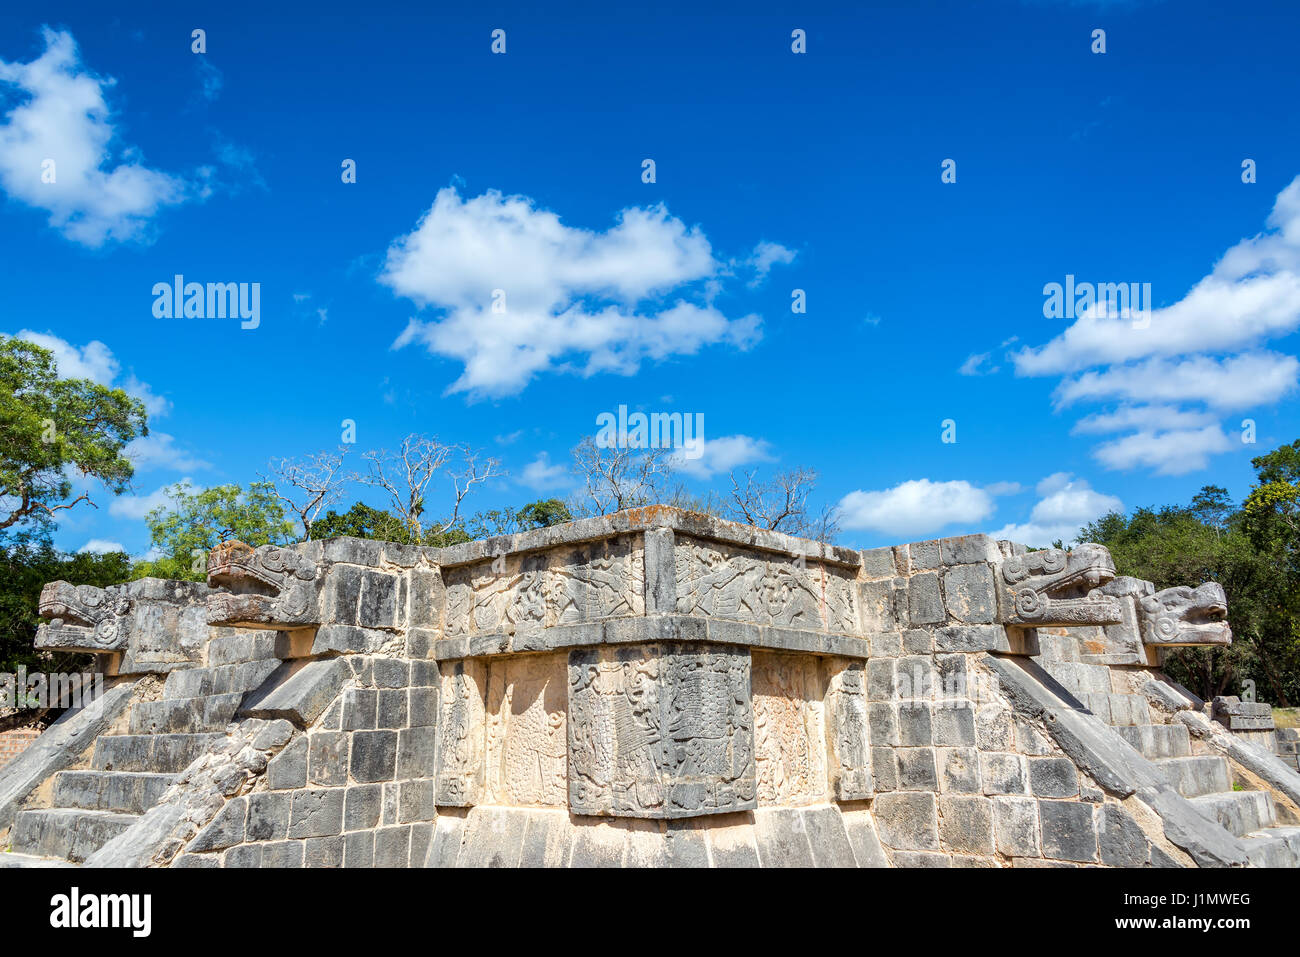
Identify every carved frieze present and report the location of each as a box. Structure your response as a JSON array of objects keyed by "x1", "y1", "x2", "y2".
[
  {"x1": 485, "y1": 655, "x2": 568, "y2": 807},
  {"x1": 433, "y1": 659, "x2": 487, "y2": 806},
  {"x1": 567, "y1": 643, "x2": 755, "y2": 819},
  {"x1": 674, "y1": 536, "x2": 858, "y2": 634},
  {"x1": 442, "y1": 535, "x2": 644, "y2": 638},
  {"x1": 751, "y1": 652, "x2": 828, "y2": 805},
  {"x1": 826, "y1": 663, "x2": 872, "y2": 800}
]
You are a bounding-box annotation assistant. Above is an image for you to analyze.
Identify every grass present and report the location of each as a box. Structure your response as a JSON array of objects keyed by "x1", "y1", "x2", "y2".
[{"x1": 1274, "y1": 708, "x2": 1300, "y2": 730}]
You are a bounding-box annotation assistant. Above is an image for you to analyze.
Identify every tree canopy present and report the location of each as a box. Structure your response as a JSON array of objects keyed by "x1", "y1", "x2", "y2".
[{"x1": 0, "y1": 336, "x2": 147, "y2": 535}]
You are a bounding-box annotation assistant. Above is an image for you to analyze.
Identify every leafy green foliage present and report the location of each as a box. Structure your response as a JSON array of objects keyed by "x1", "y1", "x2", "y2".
[
  {"x1": 0, "y1": 533, "x2": 133, "y2": 675},
  {"x1": 133, "y1": 482, "x2": 295, "y2": 581},
  {"x1": 0, "y1": 336, "x2": 147, "y2": 535},
  {"x1": 1080, "y1": 463, "x2": 1300, "y2": 705}
]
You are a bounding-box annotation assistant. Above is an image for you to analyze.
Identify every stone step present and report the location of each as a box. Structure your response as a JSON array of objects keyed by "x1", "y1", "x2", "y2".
[
  {"x1": 163, "y1": 659, "x2": 280, "y2": 700},
  {"x1": 92, "y1": 732, "x2": 225, "y2": 773},
  {"x1": 1036, "y1": 634, "x2": 1081, "y2": 663},
  {"x1": 9, "y1": 808, "x2": 138, "y2": 863},
  {"x1": 207, "y1": 632, "x2": 283, "y2": 667},
  {"x1": 1048, "y1": 662, "x2": 1112, "y2": 698},
  {"x1": 1154, "y1": 756, "x2": 1232, "y2": 798},
  {"x1": 1188, "y1": 790, "x2": 1276, "y2": 838},
  {"x1": 1239, "y1": 826, "x2": 1300, "y2": 868},
  {"x1": 1116, "y1": 723, "x2": 1191, "y2": 759},
  {"x1": 128, "y1": 692, "x2": 244, "y2": 734},
  {"x1": 1081, "y1": 693, "x2": 1152, "y2": 727},
  {"x1": 52, "y1": 770, "x2": 177, "y2": 814},
  {"x1": 0, "y1": 851, "x2": 78, "y2": 868}
]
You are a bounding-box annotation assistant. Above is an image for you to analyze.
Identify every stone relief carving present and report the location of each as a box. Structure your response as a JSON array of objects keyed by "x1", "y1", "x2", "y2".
[
  {"x1": 827, "y1": 663, "x2": 872, "y2": 800},
  {"x1": 443, "y1": 536, "x2": 644, "y2": 638},
  {"x1": 485, "y1": 655, "x2": 568, "y2": 807},
  {"x1": 751, "y1": 652, "x2": 828, "y2": 805},
  {"x1": 36, "y1": 581, "x2": 135, "y2": 652},
  {"x1": 433, "y1": 659, "x2": 486, "y2": 806},
  {"x1": 1138, "y1": 582, "x2": 1233, "y2": 648},
  {"x1": 567, "y1": 643, "x2": 755, "y2": 818},
  {"x1": 674, "y1": 537, "x2": 858, "y2": 633},
  {"x1": 994, "y1": 543, "x2": 1123, "y2": 627}
]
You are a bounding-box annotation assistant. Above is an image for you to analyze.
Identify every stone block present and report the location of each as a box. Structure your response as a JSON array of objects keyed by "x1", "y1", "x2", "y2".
[
  {"x1": 938, "y1": 795, "x2": 994, "y2": 855},
  {"x1": 288, "y1": 788, "x2": 345, "y2": 839},
  {"x1": 262, "y1": 840, "x2": 305, "y2": 868},
  {"x1": 873, "y1": 792, "x2": 939, "y2": 851},
  {"x1": 344, "y1": 829, "x2": 375, "y2": 868},
  {"x1": 897, "y1": 748, "x2": 937, "y2": 790},
  {"x1": 247, "y1": 791, "x2": 290, "y2": 842},
  {"x1": 1098, "y1": 803, "x2": 1149, "y2": 866},
  {"x1": 940, "y1": 534, "x2": 1000, "y2": 566},
  {"x1": 908, "y1": 573, "x2": 945, "y2": 625},
  {"x1": 398, "y1": 726, "x2": 437, "y2": 780},
  {"x1": 993, "y1": 796, "x2": 1039, "y2": 857},
  {"x1": 937, "y1": 747, "x2": 980, "y2": 793},
  {"x1": 898, "y1": 703, "x2": 932, "y2": 746},
  {"x1": 308, "y1": 731, "x2": 349, "y2": 787},
  {"x1": 344, "y1": 784, "x2": 382, "y2": 831},
  {"x1": 188, "y1": 797, "x2": 246, "y2": 852},
  {"x1": 350, "y1": 731, "x2": 398, "y2": 783},
  {"x1": 267, "y1": 736, "x2": 308, "y2": 790},
  {"x1": 342, "y1": 688, "x2": 377, "y2": 731},
  {"x1": 241, "y1": 657, "x2": 350, "y2": 728},
  {"x1": 399, "y1": 779, "x2": 436, "y2": 823},
  {"x1": 932, "y1": 705, "x2": 977, "y2": 746},
  {"x1": 1029, "y1": 757, "x2": 1079, "y2": 798},
  {"x1": 979, "y1": 752, "x2": 1027, "y2": 795},
  {"x1": 1039, "y1": 800, "x2": 1097, "y2": 862},
  {"x1": 305, "y1": 835, "x2": 344, "y2": 868},
  {"x1": 942, "y1": 563, "x2": 996, "y2": 624},
  {"x1": 872, "y1": 747, "x2": 898, "y2": 791},
  {"x1": 374, "y1": 825, "x2": 411, "y2": 867},
  {"x1": 378, "y1": 689, "x2": 409, "y2": 729}
]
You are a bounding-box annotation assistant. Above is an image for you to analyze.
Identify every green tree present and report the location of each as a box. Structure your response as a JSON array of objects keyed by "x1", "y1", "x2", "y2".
[
  {"x1": 311, "y1": 502, "x2": 409, "y2": 543},
  {"x1": 1, "y1": 336, "x2": 148, "y2": 534},
  {"x1": 134, "y1": 482, "x2": 295, "y2": 581},
  {"x1": 465, "y1": 499, "x2": 574, "y2": 538},
  {"x1": 1080, "y1": 470, "x2": 1299, "y2": 705},
  {"x1": 0, "y1": 533, "x2": 133, "y2": 677}
]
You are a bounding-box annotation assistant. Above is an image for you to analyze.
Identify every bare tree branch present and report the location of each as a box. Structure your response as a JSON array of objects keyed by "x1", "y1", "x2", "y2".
[
  {"x1": 570, "y1": 437, "x2": 674, "y2": 516},
  {"x1": 726, "y1": 466, "x2": 838, "y2": 542},
  {"x1": 360, "y1": 435, "x2": 501, "y2": 542},
  {"x1": 263, "y1": 448, "x2": 352, "y2": 541}
]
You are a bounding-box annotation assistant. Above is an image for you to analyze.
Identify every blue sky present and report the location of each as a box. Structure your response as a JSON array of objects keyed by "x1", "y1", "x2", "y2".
[{"x1": 3, "y1": 0, "x2": 1299, "y2": 554}]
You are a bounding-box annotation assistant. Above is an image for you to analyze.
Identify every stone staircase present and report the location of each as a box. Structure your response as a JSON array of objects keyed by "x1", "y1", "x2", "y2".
[
  {"x1": 2, "y1": 632, "x2": 281, "y2": 866},
  {"x1": 1040, "y1": 636, "x2": 1300, "y2": 867}
]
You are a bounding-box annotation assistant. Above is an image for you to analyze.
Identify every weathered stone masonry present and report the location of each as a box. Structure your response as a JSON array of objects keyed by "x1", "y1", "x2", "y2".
[{"x1": 2, "y1": 507, "x2": 1299, "y2": 868}]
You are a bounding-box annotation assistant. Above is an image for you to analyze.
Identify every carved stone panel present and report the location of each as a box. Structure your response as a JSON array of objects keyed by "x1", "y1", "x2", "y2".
[
  {"x1": 826, "y1": 662, "x2": 872, "y2": 800},
  {"x1": 567, "y1": 643, "x2": 755, "y2": 819},
  {"x1": 485, "y1": 655, "x2": 568, "y2": 807},
  {"x1": 751, "y1": 652, "x2": 828, "y2": 805},
  {"x1": 442, "y1": 534, "x2": 645, "y2": 638},
  {"x1": 674, "y1": 536, "x2": 859, "y2": 634},
  {"x1": 433, "y1": 659, "x2": 486, "y2": 806}
]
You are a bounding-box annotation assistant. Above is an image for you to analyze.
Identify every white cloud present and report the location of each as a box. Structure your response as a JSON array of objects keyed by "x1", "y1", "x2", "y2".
[
  {"x1": 125, "y1": 433, "x2": 210, "y2": 472},
  {"x1": 745, "y1": 241, "x2": 796, "y2": 286},
  {"x1": 990, "y1": 474, "x2": 1122, "y2": 547},
  {"x1": 381, "y1": 187, "x2": 764, "y2": 398},
  {"x1": 108, "y1": 480, "x2": 188, "y2": 520},
  {"x1": 672, "y1": 435, "x2": 774, "y2": 479},
  {"x1": 1005, "y1": 175, "x2": 1300, "y2": 475},
  {"x1": 1071, "y1": 404, "x2": 1218, "y2": 435},
  {"x1": 984, "y1": 481, "x2": 1025, "y2": 496},
  {"x1": 1054, "y1": 352, "x2": 1298, "y2": 411},
  {"x1": 959, "y1": 352, "x2": 996, "y2": 376},
  {"x1": 77, "y1": 538, "x2": 124, "y2": 554},
  {"x1": 15, "y1": 329, "x2": 170, "y2": 417},
  {"x1": 1091, "y1": 427, "x2": 1232, "y2": 476},
  {"x1": 837, "y1": 479, "x2": 995, "y2": 538},
  {"x1": 518, "y1": 452, "x2": 569, "y2": 491},
  {"x1": 0, "y1": 28, "x2": 189, "y2": 245}
]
